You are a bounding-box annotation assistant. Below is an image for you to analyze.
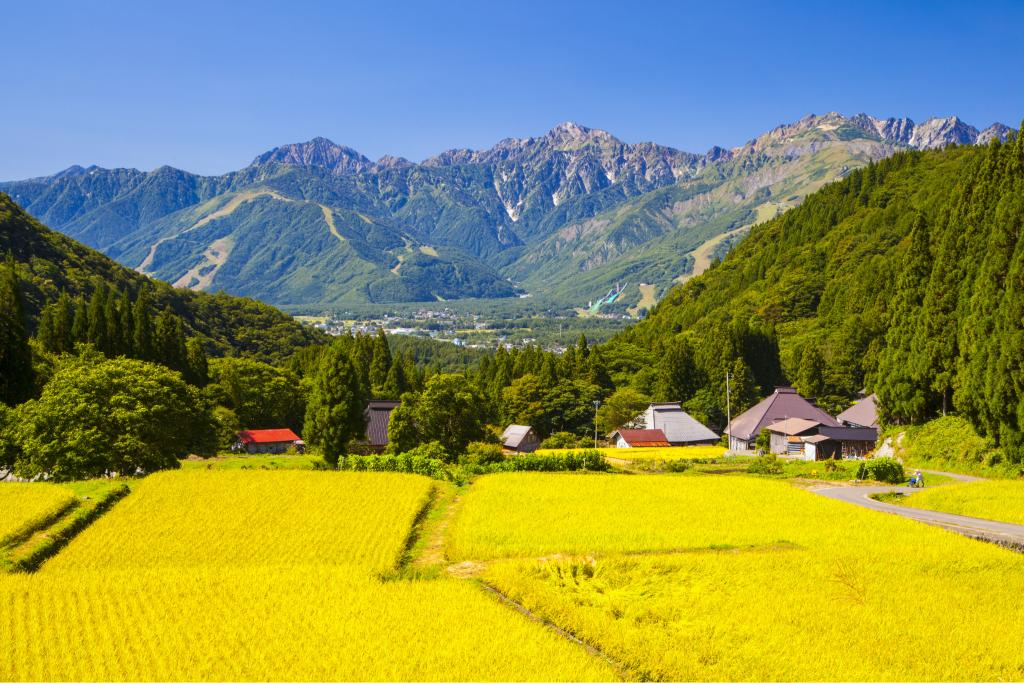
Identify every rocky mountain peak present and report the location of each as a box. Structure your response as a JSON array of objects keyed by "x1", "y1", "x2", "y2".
[
  {"x1": 977, "y1": 122, "x2": 1014, "y2": 145},
  {"x1": 250, "y1": 137, "x2": 373, "y2": 174},
  {"x1": 543, "y1": 121, "x2": 617, "y2": 146}
]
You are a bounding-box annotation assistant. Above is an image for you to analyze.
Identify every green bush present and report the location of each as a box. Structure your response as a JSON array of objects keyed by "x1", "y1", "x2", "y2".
[
  {"x1": 664, "y1": 459, "x2": 692, "y2": 473},
  {"x1": 540, "y1": 432, "x2": 589, "y2": 449},
  {"x1": 754, "y1": 428, "x2": 771, "y2": 453},
  {"x1": 460, "y1": 442, "x2": 504, "y2": 466},
  {"x1": 900, "y1": 416, "x2": 994, "y2": 468},
  {"x1": 747, "y1": 453, "x2": 784, "y2": 475},
  {"x1": 491, "y1": 449, "x2": 608, "y2": 473},
  {"x1": 863, "y1": 457, "x2": 905, "y2": 484},
  {"x1": 336, "y1": 452, "x2": 447, "y2": 480}
]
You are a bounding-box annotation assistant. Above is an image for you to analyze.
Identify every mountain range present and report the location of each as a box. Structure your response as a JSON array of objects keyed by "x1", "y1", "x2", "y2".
[{"x1": 1, "y1": 113, "x2": 1012, "y2": 312}]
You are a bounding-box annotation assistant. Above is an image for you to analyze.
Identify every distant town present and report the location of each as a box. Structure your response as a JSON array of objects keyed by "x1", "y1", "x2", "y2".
[{"x1": 296, "y1": 307, "x2": 633, "y2": 353}]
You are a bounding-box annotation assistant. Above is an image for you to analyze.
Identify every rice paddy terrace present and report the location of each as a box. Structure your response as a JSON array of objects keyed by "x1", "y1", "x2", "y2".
[{"x1": 2, "y1": 463, "x2": 1023, "y2": 681}]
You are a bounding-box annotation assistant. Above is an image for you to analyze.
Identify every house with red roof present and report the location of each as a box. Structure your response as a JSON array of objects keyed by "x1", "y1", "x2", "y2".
[
  {"x1": 235, "y1": 428, "x2": 303, "y2": 454},
  {"x1": 610, "y1": 428, "x2": 672, "y2": 448}
]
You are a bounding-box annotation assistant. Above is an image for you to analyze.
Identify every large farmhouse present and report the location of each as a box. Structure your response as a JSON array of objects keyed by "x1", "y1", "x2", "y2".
[
  {"x1": 638, "y1": 403, "x2": 719, "y2": 445},
  {"x1": 725, "y1": 387, "x2": 840, "y2": 451}
]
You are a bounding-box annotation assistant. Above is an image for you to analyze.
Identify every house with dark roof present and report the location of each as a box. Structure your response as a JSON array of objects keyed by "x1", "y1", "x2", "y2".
[
  {"x1": 806, "y1": 426, "x2": 878, "y2": 459},
  {"x1": 364, "y1": 400, "x2": 400, "y2": 453},
  {"x1": 837, "y1": 394, "x2": 879, "y2": 429},
  {"x1": 611, "y1": 428, "x2": 672, "y2": 448},
  {"x1": 725, "y1": 387, "x2": 840, "y2": 451},
  {"x1": 235, "y1": 428, "x2": 303, "y2": 454},
  {"x1": 639, "y1": 403, "x2": 719, "y2": 445},
  {"x1": 501, "y1": 425, "x2": 540, "y2": 453}
]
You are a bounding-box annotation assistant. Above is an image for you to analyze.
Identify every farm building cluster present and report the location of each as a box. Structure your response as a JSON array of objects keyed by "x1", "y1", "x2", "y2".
[{"x1": 230, "y1": 386, "x2": 881, "y2": 462}]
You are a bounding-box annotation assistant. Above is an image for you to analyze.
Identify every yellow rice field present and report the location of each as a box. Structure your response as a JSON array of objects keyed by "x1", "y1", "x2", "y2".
[
  {"x1": 47, "y1": 469, "x2": 432, "y2": 573},
  {"x1": 0, "y1": 568, "x2": 613, "y2": 681},
  {"x1": 900, "y1": 479, "x2": 1024, "y2": 525},
  {"x1": 469, "y1": 473, "x2": 1024, "y2": 681},
  {"x1": 537, "y1": 445, "x2": 726, "y2": 461},
  {"x1": 450, "y1": 473, "x2": 856, "y2": 560},
  {"x1": 0, "y1": 483, "x2": 76, "y2": 545},
  {"x1": 1, "y1": 470, "x2": 613, "y2": 681}
]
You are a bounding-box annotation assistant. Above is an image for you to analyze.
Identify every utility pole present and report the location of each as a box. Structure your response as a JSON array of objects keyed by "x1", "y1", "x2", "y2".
[
  {"x1": 593, "y1": 399, "x2": 601, "y2": 448},
  {"x1": 725, "y1": 370, "x2": 732, "y2": 453}
]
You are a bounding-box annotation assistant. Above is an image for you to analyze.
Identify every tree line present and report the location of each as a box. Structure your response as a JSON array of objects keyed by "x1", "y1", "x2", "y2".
[{"x1": 623, "y1": 122, "x2": 1024, "y2": 464}]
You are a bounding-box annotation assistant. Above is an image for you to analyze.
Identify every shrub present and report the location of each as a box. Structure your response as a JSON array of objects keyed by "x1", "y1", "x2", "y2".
[
  {"x1": 336, "y1": 452, "x2": 448, "y2": 480},
  {"x1": 863, "y1": 457, "x2": 904, "y2": 484},
  {"x1": 747, "y1": 454, "x2": 784, "y2": 475},
  {"x1": 900, "y1": 416, "x2": 994, "y2": 468},
  {"x1": 461, "y1": 442, "x2": 504, "y2": 466},
  {"x1": 494, "y1": 449, "x2": 609, "y2": 473},
  {"x1": 664, "y1": 459, "x2": 692, "y2": 473},
  {"x1": 754, "y1": 428, "x2": 771, "y2": 453},
  {"x1": 540, "y1": 432, "x2": 588, "y2": 449},
  {"x1": 404, "y1": 441, "x2": 450, "y2": 463}
]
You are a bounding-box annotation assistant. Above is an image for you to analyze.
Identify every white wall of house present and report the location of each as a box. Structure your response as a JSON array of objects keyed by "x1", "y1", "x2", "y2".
[
  {"x1": 802, "y1": 442, "x2": 817, "y2": 461},
  {"x1": 615, "y1": 434, "x2": 631, "y2": 448}
]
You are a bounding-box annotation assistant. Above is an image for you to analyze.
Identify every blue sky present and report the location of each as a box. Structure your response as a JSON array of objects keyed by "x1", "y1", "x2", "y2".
[{"x1": 2, "y1": 0, "x2": 1022, "y2": 179}]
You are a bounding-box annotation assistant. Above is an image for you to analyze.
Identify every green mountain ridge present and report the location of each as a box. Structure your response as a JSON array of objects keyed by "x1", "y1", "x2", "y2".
[
  {"x1": 614, "y1": 125, "x2": 1024, "y2": 459},
  {"x1": 2, "y1": 114, "x2": 1012, "y2": 310},
  {"x1": 0, "y1": 192, "x2": 319, "y2": 363}
]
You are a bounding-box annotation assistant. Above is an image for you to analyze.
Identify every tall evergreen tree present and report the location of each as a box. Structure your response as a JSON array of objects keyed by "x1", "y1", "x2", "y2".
[
  {"x1": 119, "y1": 296, "x2": 135, "y2": 357},
  {"x1": 795, "y1": 344, "x2": 826, "y2": 399},
  {"x1": 876, "y1": 214, "x2": 934, "y2": 423},
  {"x1": 304, "y1": 341, "x2": 367, "y2": 465},
  {"x1": 71, "y1": 296, "x2": 88, "y2": 346},
  {"x1": 185, "y1": 337, "x2": 209, "y2": 387},
  {"x1": 0, "y1": 263, "x2": 34, "y2": 406},
  {"x1": 132, "y1": 288, "x2": 156, "y2": 361},
  {"x1": 85, "y1": 282, "x2": 110, "y2": 354},
  {"x1": 104, "y1": 292, "x2": 123, "y2": 357},
  {"x1": 656, "y1": 336, "x2": 700, "y2": 402},
  {"x1": 369, "y1": 328, "x2": 392, "y2": 395},
  {"x1": 154, "y1": 308, "x2": 188, "y2": 374},
  {"x1": 381, "y1": 356, "x2": 410, "y2": 399}
]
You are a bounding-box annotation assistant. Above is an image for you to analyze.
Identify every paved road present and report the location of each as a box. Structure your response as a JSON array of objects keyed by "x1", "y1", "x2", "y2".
[{"x1": 810, "y1": 473, "x2": 1024, "y2": 550}]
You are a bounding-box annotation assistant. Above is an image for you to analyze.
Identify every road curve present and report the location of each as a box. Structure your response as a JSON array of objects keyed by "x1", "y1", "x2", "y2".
[{"x1": 810, "y1": 479, "x2": 1024, "y2": 550}]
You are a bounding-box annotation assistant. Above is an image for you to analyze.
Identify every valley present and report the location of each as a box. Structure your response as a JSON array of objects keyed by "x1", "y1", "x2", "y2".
[{"x1": 2, "y1": 113, "x2": 1011, "y2": 315}]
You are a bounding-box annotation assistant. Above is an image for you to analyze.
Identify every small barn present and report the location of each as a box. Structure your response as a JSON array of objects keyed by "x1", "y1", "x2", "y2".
[
  {"x1": 765, "y1": 417, "x2": 823, "y2": 456},
  {"x1": 236, "y1": 429, "x2": 303, "y2": 454},
  {"x1": 802, "y1": 426, "x2": 878, "y2": 460},
  {"x1": 611, "y1": 428, "x2": 672, "y2": 448},
  {"x1": 639, "y1": 403, "x2": 719, "y2": 445},
  {"x1": 364, "y1": 400, "x2": 400, "y2": 453},
  {"x1": 502, "y1": 425, "x2": 540, "y2": 453}
]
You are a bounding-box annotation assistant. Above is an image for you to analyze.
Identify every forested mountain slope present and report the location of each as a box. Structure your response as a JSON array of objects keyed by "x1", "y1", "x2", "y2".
[
  {"x1": 2, "y1": 114, "x2": 1011, "y2": 309},
  {"x1": 616, "y1": 125, "x2": 1024, "y2": 460},
  {"x1": 0, "y1": 193, "x2": 319, "y2": 362}
]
